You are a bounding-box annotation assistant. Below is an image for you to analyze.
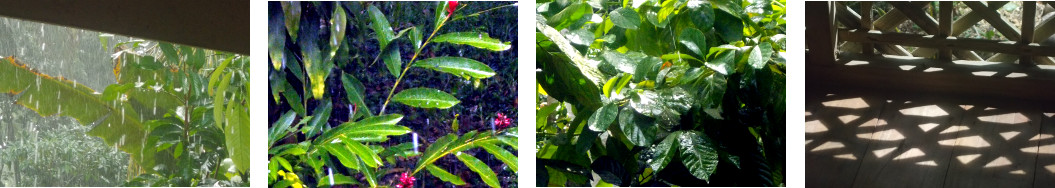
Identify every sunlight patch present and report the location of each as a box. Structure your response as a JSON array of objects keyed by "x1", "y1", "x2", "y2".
[
  {"x1": 978, "y1": 113, "x2": 1029, "y2": 124},
  {"x1": 957, "y1": 154, "x2": 981, "y2": 164},
  {"x1": 923, "y1": 67, "x2": 943, "y2": 72},
  {"x1": 984, "y1": 156, "x2": 1012, "y2": 168},
  {"x1": 1046, "y1": 164, "x2": 1055, "y2": 173},
  {"x1": 1009, "y1": 169, "x2": 1026, "y2": 174},
  {"x1": 972, "y1": 71, "x2": 997, "y2": 76},
  {"x1": 822, "y1": 97, "x2": 869, "y2": 109},
  {"x1": 859, "y1": 129, "x2": 904, "y2": 141},
  {"x1": 811, "y1": 141, "x2": 845, "y2": 152},
  {"x1": 834, "y1": 153, "x2": 857, "y2": 160},
  {"x1": 939, "y1": 125, "x2": 969, "y2": 134},
  {"x1": 873, "y1": 147, "x2": 897, "y2": 158},
  {"x1": 899, "y1": 105, "x2": 948, "y2": 117},
  {"x1": 918, "y1": 123, "x2": 940, "y2": 132},
  {"x1": 899, "y1": 65, "x2": 916, "y2": 71},
  {"x1": 1029, "y1": 134, "x2": 1053, "y2": 141},
  {"x1": 805, "y1": 120, "x2": 828, "y2": 133},
  {"x1": 893, "y1": 148, "x2": 925, "y2": 160},
  {"x1": 839, "y1": 115, "x2": 860, "y2": 124},
  {"x1": 1000, "y1": 131, "x2": 1021, "y2": 140},
  {"x1": 1024, "y1": 144, "x2": 1055, "y2": 154},
  {"x1": 939, "y1": 135, "x2": 990, "y2": 148},
  {"x1": 916, "y1": 160, "x2": 938, "y2": 166}
]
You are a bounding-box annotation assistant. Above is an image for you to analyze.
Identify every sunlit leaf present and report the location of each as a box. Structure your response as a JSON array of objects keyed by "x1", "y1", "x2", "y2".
[
  {"x1": 392, "y1": 87, "x2": 460, "y2": 109},
  {"x1": 587, "y1": 102, "x2": 618, "y2": 132},
  {"x1": 413, "y1": 56, "x2": 496, "y2": 79},
  {"x1": 478, "y1": 142, "x2": 518, "y2": 172},
  {"x1": 679, "y1": 131, "x2": 719, "y2": 183},
  {"x1": 610, "y1": 7, "x2": 641, "y2": 29},
  {"x1": 432, "y1": 32, "x2": 512, "y2": 51},
  {"x1": 317, "y1": 114, "x2": 408, "y2": 144}
]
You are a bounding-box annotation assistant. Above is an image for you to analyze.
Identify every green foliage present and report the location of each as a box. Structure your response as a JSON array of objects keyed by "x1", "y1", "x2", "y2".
[
  {"x1": 0, "y1": 38, "x2": 250, "y2": 186},
  {"x1": 268, "y1": 2, "x2": 517, "y2": 188},
  {"x1": 536, "y1": 0, "x2": 785, "y2": 186}
]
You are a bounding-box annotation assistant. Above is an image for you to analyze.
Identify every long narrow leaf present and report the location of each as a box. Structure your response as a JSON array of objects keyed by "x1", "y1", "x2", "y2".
[
  {"x1": 478, "y1": 142, "x2": 518, "y2": 172},
  {"x1": 432, "y1": 32, "x2": 511, "y2": 51},
  {"x1": 426, "y1": 164, "x2": 466, "y2": 185},
  {"x1": 413, "y1": 56, "x2": 496, "y2": 79},
  {"x1": 456, "y1": 152, "x2": 501, "y2": 188},
  {"x1": 317, "y1": 114, "x2": 408, "y2": 144},
  {"x1": 392, "y1": 87, "x2": 460, "y2": 109}
]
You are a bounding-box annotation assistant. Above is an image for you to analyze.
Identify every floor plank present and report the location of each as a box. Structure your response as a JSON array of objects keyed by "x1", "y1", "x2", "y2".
[
  {"x1": 805, "y1": 93, "x2": 886, "y2": 188},
  {"x1": 943, "y1": 105, "x2": 1042, "y2": 187}
]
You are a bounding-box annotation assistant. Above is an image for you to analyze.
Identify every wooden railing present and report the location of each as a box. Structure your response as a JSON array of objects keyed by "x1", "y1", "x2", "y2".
[{"x1": 806, "y1": 1, "x2": 1055, "y2": 103}]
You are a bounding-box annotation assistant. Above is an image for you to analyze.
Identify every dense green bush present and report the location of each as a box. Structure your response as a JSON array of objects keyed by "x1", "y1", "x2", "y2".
[{"x1": 535, "y1": 0, "x2": 785, "y2": 186}]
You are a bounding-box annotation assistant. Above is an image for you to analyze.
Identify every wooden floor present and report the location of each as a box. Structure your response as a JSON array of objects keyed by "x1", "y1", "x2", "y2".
[{"x1": 805, "y1": 86, "x2": 1055, "y2": 188}]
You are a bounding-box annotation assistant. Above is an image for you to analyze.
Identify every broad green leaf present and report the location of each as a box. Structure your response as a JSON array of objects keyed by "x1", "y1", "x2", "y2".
[
  {"x1": 715, "y1": 10, "x2": 744, "y2": 43},
  {"x1": 304, "y1": 101, "x2": 332, "y2": 137},
  {"x1": 537, "y1": 15, "x2": 605, "y2": 86},
  {"x1": 432, "y1": 32, "x2": 512, "y2": 51},
  {"x1": 392, "y1": 87, "x2": 460, "y2": 109},
  {"x1": 679, "y1": 131, "x2": 719, "y2": 183},
  {"x1": 281, "y1": 2, "x2": 301, "y2": 41},
  {"x1": 280, "y1": 80, "x2": 306, "y2": 116},
  {"x1": 706, "y1": 46, "x2": 737, "y2": 75},
  {"x1": 678, "y1": 28, "x2": 708, "y2": 58},
  {"x1": 685, "y1": 0, "x2": 715, "y2": 29},
  {"x1": 382, "y1": 45, "x2": 403, "y2": 78},
  {"x1": 274, "y1": 156, "x2": 293, "y2": 172},
  {"x1": 610, "y1": 7, "x2": 641, "y2": 29},
  {"x1": 434, "y1": 1, "x2": 450, "y2": 31},
  {"x1": 344, "y1": 139, "x2": 383, "y2": 168},
  {"x1": 341, "y1": 74, "x2": 373, "y2": 118},
  {"x1": 357, "y1": 159, "x2": 378, "y2": 187},
  {"x1": 456, "y1": 152, "x2": 501, "y2": 188},
  {"x1": 562, "y1": 28, "x2": 595, "y2": 46},
  {"x1": 613, "y1": 74, "x2": 633, "y2": 96},
  {"x1": 649, "y1": 131, "x2": 679, "y2": 172},
  {"x1": 317, "y1": 114, "x2": 408, "y2": 144},
  {"x1": 413, "y1": 57, "x2": 496, "y2": 79},
  {"x1": 618, "y1": 107, "x2": 657, "y2": 146},
  {"x1": 426, "y1": 164, "x2": 466, "y2": 185},
  {"x1": 299, "y1": 24, "x2": 332, "y2": 99},
  {"x1": 208, "y1": 56, "x2": 234, "y2": 96},
  {"x1": 478, "y1": 142, "x2": 519, "y2": 172},
  {"x1": 318, "y1": 173, "x2": 358, "y2": 187},
  {"x1": 546, "y1": 3, "x2": 593, "y2": 30},
  {"x1": 225, "y1": 101, "x2": 251, "y2": 173},
  {"x1": 421, "y1": 134, "x2": 457, "y2": 165},
  {"x1": 587, "y1": 102, "x2": 619, "y2": 132}
]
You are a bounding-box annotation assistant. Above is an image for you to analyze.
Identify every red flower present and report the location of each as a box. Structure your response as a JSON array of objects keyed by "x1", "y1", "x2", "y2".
[
  {"x1": 396, "y1": 172, "x2": 415, "y2": 188},
  {"x1": 494, "y1": 112, "x2": 512, "y2": 129},
  {"x1": 447, "y1": 1, "x2": 458, "y2": 15}
]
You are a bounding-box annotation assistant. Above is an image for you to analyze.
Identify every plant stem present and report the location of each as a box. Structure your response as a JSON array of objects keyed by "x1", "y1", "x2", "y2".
[
  {"x1": 379, "y1": 11, "x2": 452, "y2": 115},
  {"x1": 449, "y1": 3, "x2": 516, "y2": 22}
]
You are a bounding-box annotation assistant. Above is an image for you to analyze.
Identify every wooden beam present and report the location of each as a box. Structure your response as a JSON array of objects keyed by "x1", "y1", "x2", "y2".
[
  {"x1": 0, "y1": 0, "x2": 248, "y2": 54},
  {"x1": 834, "y1": 2, "x2": 913, "y2": 56},
  {"x1": 1023, "y1": 1, "x2": 1038, "y2": 65},
  {"x1": 807, "y1": 2, "x2": 836, "y2": 65},
  {"x1": 840, "y1": 29, "x2": 1055, "y2": 57},
  {"x1": 807, "y1": 58, "x2": 1055, "y2": 104},
  {"x1": 861, "y1": 2, "x2": 874, "y2": 56},
  {"x1": 939, "y1": 1, "x2": 953, "y2": 61},
  {"x1": 890, "y1": 2, "x2": 939, "y2": 34}
]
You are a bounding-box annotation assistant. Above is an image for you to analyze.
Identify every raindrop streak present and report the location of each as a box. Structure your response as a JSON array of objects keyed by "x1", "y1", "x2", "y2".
[
  {"x1": 328, "y1": 167, "x2": 335, "y2": 186},
  {"x1": 135, "y1": 76, "x2": 144, "y2": 87},
  {"x1": 152, "y1": 99, "x2": 157, "y2": 115},
  {"x1": 412, "y1": 132, "x2": 419, "y2": 154}
]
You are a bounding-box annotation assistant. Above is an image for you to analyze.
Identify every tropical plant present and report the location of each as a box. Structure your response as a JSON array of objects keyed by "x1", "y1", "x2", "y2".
[
  {"x1": 535, "y1": 0, "x2": 785, "y2": 186},
  {"x1": 268, "y1": 2, "x2": 517, "y2": 188},
  {"x1": 0, "y1": 35, "x2": 250, "y2": 186}
]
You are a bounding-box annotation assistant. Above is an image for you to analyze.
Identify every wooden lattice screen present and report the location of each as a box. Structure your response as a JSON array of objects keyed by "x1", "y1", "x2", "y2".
[{"x1": 807, "y1": 1, "x2": 1055, "y2": 103}]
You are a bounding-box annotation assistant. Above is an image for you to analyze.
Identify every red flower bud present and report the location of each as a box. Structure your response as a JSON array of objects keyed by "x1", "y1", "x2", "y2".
[
  {"x1": 447, "y1": 1, "x2": 458, "y2": 15},
  {"x1": 396, "y1": 172, "x2": 415, "y2": 188}
]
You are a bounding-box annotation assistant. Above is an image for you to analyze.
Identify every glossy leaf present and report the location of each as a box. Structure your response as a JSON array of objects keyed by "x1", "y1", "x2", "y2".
[
  {"x1": 610, "y1": 7, "x2": 641, "y2": 29},
  {"x1": 413, "y1": 56, "x2": 496, "y2": 79},
  {"x1": 456, "y1": 152, "x2": 501, "y2": 188},
  {"x1": 225, "y1": 101, "x2": 251, "y2": 173},
  {"x1": 269, "y1": 3, "x2": 287, "y2": 70},
  {"x1": 392, "y1": 87, "x2": 460, "y2": 109},
  {"x1": 328, "y1": 5, "x2": 347, "y2": 60},
  {"x1": 344, "y1": 138, "x2": 383, "y2": 168},
  {"x1": 562, "y1": 28, "x2": 595, "y2": 46},
  {"x1": 432, "y1": 32, "x2": 512, "y2": 51},
  {"x1": 679, "y1": 131, "x2": 719, "y2": 183},
  {"x1": 317, "y1": 114, "x2": 408, "y2": 144},
  {"x1": 426, "y1": 164, "x2": 466, "y2": 185},
  {"x1": 304, "y1": 101, "x2": 332, "y2": 137},
  {"x1": 368, "y1": 5, "x2": 403, "y2": 77},
  {"x1": 618, "y1": 107, "x2": 656, "y2": 147},
  {"x1": 281, "y1": 2, "x2": 301, "y2": 41},
  {"x1": 714, "y1": 10, "x2": 744, "y2": 43},
  {"x1": 320, "y1": 143, "x2": 360, "y2": 169},
  {"x1": 678, "y1": 28, "x2": 708, "y2": 58},
  {"x1": 649, "y1": 131, "x2": 679, "y2": 172},
  {"x1": 587, "y1": 102, "x2": 618, "y2": 132},
  {"x1": 546, "y1": 3, "x2": 593, "y2": 30},
  {"x1": 478, "y1": 142, "x2": 519, "y2": 172}
]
